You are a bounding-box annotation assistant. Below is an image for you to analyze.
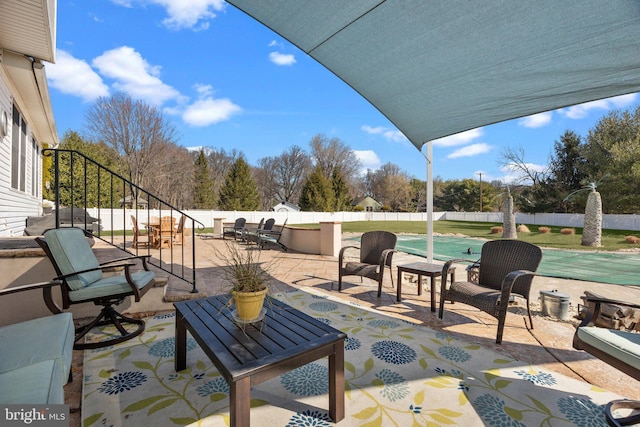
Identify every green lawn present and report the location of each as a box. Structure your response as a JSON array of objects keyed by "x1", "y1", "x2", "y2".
[{"x1": 296, "y1": 220, "x2": 640, "y2": 251}]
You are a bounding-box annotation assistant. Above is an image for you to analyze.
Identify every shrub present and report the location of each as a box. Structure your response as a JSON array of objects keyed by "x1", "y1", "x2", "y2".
[
  {"x1": 490, "y1": 226, "x2": 503, "y2": 234},
  {"x1": 625, "y1": 235, "x2": 640, "y2": 244},
  {"x1": 353, "y1": 205, "x2": 364, "y2": 212},
  {"x1": 538, "y1": 226, "x2": 551, "y2": 233},
  {"x1": 381, "y1": 205, "x2": 393, "y2": 212},
  {"x1": 516, "y1": 224, "x2": 530, "y2": 233},
  {"x1": 560, "y1": 228, "x2": 575, "y2": 235}
]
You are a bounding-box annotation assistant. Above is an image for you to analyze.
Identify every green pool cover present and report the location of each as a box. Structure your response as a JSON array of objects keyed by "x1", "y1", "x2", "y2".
[{"x1": 393, "y1": 235, "x2": 640, "y2": 286}]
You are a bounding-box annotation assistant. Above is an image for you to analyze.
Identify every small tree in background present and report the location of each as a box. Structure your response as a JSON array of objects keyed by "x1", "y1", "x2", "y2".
[
  {"x1": 218, "y1": 157, "x2": 260, "y2": 211},
  {"x1": 299, "y1": 166, "x2": 334, "y2": 211},
  {"x1": 331, "y1": 168, "x2": 352, "y2": 211},
  {"x1": 193, "y1": 149, "x2": 216, "y2": 209}
]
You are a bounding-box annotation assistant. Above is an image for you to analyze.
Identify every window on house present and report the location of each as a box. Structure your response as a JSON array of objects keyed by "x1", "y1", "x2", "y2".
[{"x1": 11, "y1": 104, "x2": 34, "y2": 194}]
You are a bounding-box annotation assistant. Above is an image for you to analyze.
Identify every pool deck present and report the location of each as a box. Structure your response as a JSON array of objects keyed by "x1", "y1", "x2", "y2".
[{"x1": 64, "y1": 232, "x2": 640, "y2": 425}]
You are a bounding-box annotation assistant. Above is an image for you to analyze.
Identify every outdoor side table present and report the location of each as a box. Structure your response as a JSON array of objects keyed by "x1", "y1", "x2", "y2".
[
  {"x1": 396, "y1": 262, "x2": 456, "y2": 311},
  {"x1": 174, "y1": 295, "x2": 346, "y2": 426}
]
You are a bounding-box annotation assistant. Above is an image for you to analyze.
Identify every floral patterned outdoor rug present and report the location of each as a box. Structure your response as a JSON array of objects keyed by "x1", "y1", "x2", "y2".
[{"x1": 82, "y1": 288, "x2": 622, "y2": 426}]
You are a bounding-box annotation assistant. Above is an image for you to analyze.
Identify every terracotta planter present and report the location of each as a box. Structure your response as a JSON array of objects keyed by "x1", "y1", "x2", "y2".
[{"x1": 232, "y1": 287, "x2": 267, "y2": 322}]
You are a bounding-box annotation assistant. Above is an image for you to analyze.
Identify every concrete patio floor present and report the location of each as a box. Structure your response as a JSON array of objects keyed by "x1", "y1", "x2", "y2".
[{"x1": 64, "y1": 232, "x2": 640, "y2": 426}]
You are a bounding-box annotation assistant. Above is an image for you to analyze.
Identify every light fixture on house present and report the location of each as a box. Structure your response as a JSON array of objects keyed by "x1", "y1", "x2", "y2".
[{"x1": 0, "y1": 108, "x2": 7, "y2": 137}]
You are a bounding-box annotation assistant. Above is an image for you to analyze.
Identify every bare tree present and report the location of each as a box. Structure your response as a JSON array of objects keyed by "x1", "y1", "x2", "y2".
[
  {"x1": 255, "y1": 146, "x2": 312, "y2": 209},
  {"x1": 150, "y1": 144, "x2": 194, "y2": 208},
  {"x1": 309, "y1": 134, "x2": 360, "y2": 182},
  {"x1": 499, "y1": 146, "x2": 548, "y2": 185},
  {"x1": 84, "y1": 93, "x2": 179, "y2": 190},
  {"x1": 255, "y1": 156, "x2": 278, "y2": 210}
]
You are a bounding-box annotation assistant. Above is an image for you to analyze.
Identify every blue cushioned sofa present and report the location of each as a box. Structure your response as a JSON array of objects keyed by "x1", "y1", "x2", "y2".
[{"x1": 0, "y1": 281, "x2": 74, "y2": 404}]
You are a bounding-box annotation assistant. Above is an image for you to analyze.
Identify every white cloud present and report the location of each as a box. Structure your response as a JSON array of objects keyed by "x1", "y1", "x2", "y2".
[
  {"x1": 361, "y1": 125, "x2": 407, "y2": 142},
  {"x1": 447, "y1": 143, "x2": 492, "y2": 159},
  {"x1": 46, "y1": 50, "x2": 110, "y2": 102},
  {"x1": 92, "y1": 46, "x2": 182, "y2": 106},
  {"x1": 269, "y1": 52, "x2": 296, "y2": 66},
  {"x1": 559, "y1": 93, "x2": 638, "y2": 119},
  {"x1": 433, "y1": 127, "x2": 484, "y2": 147},
  {"x1": 518, "y1": 111, "x2": 552, "y2": 128},
  {"x1": 353, "y1": 150, "x2": 381, "y2": 171},
  {"x1": 112, "y1": 0, "x2": 226, "y2": 30},
  {"x1": 182, "y1": 97, "x2": 242, "y2": 126}
]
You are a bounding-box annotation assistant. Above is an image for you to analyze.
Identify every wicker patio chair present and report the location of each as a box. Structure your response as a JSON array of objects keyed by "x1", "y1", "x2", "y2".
[
  {"x1": 337, "y1": 230, "x2": 397, "y2": 298},
  {"x1": 439, "y1": 239, "x2": 543, "y2": 344},
  {"x1": 573, "y1": 296, "x2": 640, "y2": 427}
]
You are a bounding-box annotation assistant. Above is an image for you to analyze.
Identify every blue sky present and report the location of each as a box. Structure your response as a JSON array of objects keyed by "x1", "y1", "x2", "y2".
[{"x1": 46, "y1": 0, "x2": 639, "y2": 183}]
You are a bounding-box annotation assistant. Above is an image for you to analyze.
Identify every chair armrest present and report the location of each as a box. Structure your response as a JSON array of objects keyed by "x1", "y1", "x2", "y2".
[
  {"x1": 54, "y1": 261, "x2": 136, "y2": 280},
  {"x1": 100, "y1": 254, "x2": 152, "y2": 271},
  {"x1": 338, "y1": 245, "x2": 359, "y2": 264},
  {"x1": 584, "y1": 296, "x2": 640, "y2": 310},
  {"x1": 497, "y1": 269, "x2": 537, "y2": 310},
  {"x1": 440, "y1": 258, "x2": 479, "y2": 291},
  {"x1": 380, "y1": 248, "x2": 397, "y2": 267},
  {"x1": 0, "y1": 280, "x2": 62, "y2": 297},
  {"x1": 579, "y1": 296, "x2": 640, "y2": 328}
]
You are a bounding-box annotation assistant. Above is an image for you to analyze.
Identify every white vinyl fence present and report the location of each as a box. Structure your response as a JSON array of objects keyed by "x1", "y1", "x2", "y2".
[{"x1": 86, "y1": 209, "x2": 640, "y2": 232}]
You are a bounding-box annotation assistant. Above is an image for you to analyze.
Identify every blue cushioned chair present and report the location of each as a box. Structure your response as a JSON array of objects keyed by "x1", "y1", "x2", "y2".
[{"x1": 36, "y1": 228, "x2": 155, "y2": 349}]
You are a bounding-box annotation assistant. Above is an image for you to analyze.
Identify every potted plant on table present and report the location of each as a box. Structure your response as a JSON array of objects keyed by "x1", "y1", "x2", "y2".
[{"x1": 218, "y1": 243, "x2": 273, "y2": 323}]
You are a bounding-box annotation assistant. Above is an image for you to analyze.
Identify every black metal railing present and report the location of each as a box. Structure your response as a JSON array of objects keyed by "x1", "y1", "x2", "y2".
[{"x1": 42, "y1": 148, "x2": 203, "y2": 293}]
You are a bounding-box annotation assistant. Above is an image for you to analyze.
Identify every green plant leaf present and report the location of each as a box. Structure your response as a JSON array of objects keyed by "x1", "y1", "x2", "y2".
[
  {"x1": 494, "y1": 379, "x2": 511, "y2": 390},
  {"x1": 169, "y1": 417, "x2": 198, "y2": 425},
  {"x1": 83, "y1": 413, "x2": 104, "y2": 427},
  {"x1": 251, "y1": 399, "x2": 269, "y2": 407},
  {"x1": 504, "y1": 406, "x2": 523, "y2": 421},
  {"x1": 528, "y1": 395, "x2": 552, "y2": 414},
  {"x1": 123, "y1": 395, "x2": 167, "y2": 412},
  {"x1": 364, "y1": 358, "x2": 374, "y2": 372},
  {"x1": 133, "y1": 361, "x2": 154, "y2": 370},
  {"x1": 148, "y1": 398, "x2": 179, "y2": 415},
  {"x1": 353, "y1": 406, "x2": 378, "y2": 419},
  {"x1": 210, "y1": 393, "x2": 227, "y2": 402}
]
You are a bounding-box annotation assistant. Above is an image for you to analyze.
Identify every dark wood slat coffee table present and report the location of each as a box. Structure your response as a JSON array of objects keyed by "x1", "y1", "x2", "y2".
[
  {"x1": 174, "y1": 295, "x2": 346, "y2": 426},
  {"x1": 396, "y1": 262, "x2": 456, "y2": 311}
]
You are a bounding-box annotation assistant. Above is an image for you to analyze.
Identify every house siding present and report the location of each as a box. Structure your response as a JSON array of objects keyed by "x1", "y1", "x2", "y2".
[{"x1": 0, "y1": 71, "x2": 42, "y2": 236}]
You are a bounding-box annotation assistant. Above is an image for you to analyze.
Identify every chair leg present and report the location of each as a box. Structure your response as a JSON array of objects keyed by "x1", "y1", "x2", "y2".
[
  {"x1": 496, "y1": 316, "x2": 506, "y2": 344},
  {"x1": 526, "y1": 298, "x2": 534, "y2": 330},
  {"x1": 338, "y1": 273, "x2": 343, "y2": 291}
]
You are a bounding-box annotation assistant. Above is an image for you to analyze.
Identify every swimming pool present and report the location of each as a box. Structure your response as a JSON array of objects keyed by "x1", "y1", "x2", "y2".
[{"x1": 394, "y1": 234, "x2": 640, "y2": 286}]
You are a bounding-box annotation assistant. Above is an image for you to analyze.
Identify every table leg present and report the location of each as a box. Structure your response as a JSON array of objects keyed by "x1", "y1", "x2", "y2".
[
  {"x1": 175, "y1": 311, "x2": 186, "y2": 371},
  {"x1": 396, "y1": 268, "x2": 403, "y2": 302},
  {"x1": 329, "y1": 341, "x2": 345, "y2": 422},
  {"x1": 417, "y1": 274, "x2": 422, "y2": 296},
  {"x1": 230, "y1": 377, "x2": 251, "y2": 427}
]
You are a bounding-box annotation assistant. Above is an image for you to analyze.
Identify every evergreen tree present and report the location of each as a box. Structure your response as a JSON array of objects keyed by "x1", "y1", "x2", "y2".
[
  {"x1": 218, "y1": 157, "x2": 260, "y2": 210},
  {"x1": 193, "y1": 149, "x2": 216, "y2": 209},
  {"x1": 331, "y1": 168, "x2": 352, "y2": 211},
  {"x1": 48, "y1": 130, "x2": 122, "y2": 207},
  {"x1": 299, "y1": 166, "x2": 334, "y2": 211}
]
